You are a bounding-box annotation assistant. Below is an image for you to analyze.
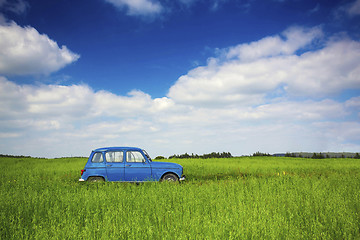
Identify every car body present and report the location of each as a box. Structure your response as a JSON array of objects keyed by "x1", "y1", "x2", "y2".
[{"x1": 79, "y1": 147, "x2": 185, "y2": 182}]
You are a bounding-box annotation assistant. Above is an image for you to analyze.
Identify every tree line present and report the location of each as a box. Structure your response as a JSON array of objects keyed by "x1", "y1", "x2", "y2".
[
  {"x1": 0, "y1": 154, "x2": 32, "y2": 158},
  {"x1": 255, "y1": 152, "x2": 360, "y2": 159},
  {"x1": 155, "y1": 152, "x2": 233, "y2": 160}
]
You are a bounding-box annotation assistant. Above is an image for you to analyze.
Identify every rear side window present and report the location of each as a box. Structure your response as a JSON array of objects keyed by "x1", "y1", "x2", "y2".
[
  {"x1": 105, "y1": 151, "x2": 123, "y2": 162},
  {"x1": 126, "y1": 151, "x2": 145, "y2": 163},
  {"x1": 91, "y1": 152, "x2": 103, "y2": 163}
]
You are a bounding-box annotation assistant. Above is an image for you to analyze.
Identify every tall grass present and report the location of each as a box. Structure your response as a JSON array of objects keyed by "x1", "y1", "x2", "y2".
[{"x1": 0, "y1": 157, "x2": 359, "y2": 239}]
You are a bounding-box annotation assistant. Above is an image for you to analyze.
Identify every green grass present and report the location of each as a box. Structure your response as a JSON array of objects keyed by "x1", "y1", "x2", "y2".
[{"x1": 1, "y1": 156, "x2": 359, "y2": 239}]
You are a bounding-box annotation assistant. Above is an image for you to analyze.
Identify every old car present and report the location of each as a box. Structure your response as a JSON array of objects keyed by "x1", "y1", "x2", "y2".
[{"x1": 79, "y1": 147, "x2": 185, "y2": 182}]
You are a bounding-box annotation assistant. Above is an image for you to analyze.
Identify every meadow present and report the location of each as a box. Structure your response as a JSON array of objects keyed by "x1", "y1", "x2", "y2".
[{"x1": 0, "y1": 156, "x2": 359, "y2": 239}]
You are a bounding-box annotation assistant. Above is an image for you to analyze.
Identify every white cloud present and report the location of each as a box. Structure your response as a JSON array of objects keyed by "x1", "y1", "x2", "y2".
[
  {"x1": 168, "y1": 26, "x2": 360, "y2": 106},
  {"x1": 0, "y1": 22, "x2": 80, "y2": 76},
  {"x1": 105, "y1": 0, "x2": 163, "y2": 16},
  {"x1": 26, "y1": 84, "x2": 93, "y2": 118},
  {"x1": 286, "y1": 39, "x2": 360, "y2": 96},
  {"x1": 0, "y1": 76, "x2": 28, "y2": 119},
  {"x1": 0, "y1": 77, "x2": 175, "y2": 132},
  {"x1": 237, "y1": 100, "x2": 347, "y2": 121},
  {"x1": 226, "y1": 26, "x2": 323, "y2": 61},
  {"x1": 345, "y1": 96, "x2": 360, "y2": 109},
  {"x1": 0, "y1": 77, "x2": 180, "y2": 156},
  {"x1": 1, "y1": 75, "x2": 359, "y2": 157}
]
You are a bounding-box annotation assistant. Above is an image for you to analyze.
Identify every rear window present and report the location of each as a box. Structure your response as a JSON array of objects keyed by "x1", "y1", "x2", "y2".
[{"x1": 91, "y1": 152, "x2": 104, "y2": 163}]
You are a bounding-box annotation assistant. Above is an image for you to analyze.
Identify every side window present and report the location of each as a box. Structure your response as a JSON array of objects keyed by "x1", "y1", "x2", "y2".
[
  {"x1": 105, "y1": 151, "x2": 123, "y2": 162},
  {"x1": 91, "y1": 152, "x2": 103, "y2": 163},
  {"x1": 127, "y1": 151, "x2": 145, "y2": 163}
]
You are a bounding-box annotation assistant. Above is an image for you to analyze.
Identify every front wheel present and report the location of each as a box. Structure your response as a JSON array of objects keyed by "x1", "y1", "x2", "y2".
[{"x1": 161, "y1": 173, "x2": 179, "y2": 182}]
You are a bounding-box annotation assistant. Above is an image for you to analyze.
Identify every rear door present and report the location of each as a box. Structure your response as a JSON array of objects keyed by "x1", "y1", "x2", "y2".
[
  {"x1": 124, "y1": 150, "x2": 152, "y2": 181},
  {"x1": 105, "y1": 151, "x2": 125, "y2": 181}
]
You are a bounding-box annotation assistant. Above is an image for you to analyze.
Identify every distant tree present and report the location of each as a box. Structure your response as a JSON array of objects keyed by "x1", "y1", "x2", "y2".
[
  {"x1": 168, "y1": 151, "x2": 232, "y2": 159},
  {"x1": 312, "y1": 153, "x2": 324, "y2": 159},
  {"x1": 0, "y1": 154, "x2": 31, "y2": 158},
  {"x1": 354, "y1": 153, "x2": 360, "y2": 159},
  {"x1": 154, "y1": 156, "x2": 166, "y2": 160},
  {"x1": 253, "y1": 151, "x2": 271, "y2": 157},
  {"x1": 168, "y1": 154, "x2": 178, "y2": 159}
]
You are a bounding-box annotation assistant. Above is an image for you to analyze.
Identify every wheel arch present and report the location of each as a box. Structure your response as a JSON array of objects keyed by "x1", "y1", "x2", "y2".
[
  {"x1": 87, "y1": 175, "x2": 106, "y2": 182},
  {"x1": 160, "y1": 171, "x2": 180, "y2": 181}
]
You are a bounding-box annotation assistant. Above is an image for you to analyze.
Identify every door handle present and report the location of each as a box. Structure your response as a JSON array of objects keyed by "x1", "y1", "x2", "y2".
[
  {"x1": 126, "y1": 164, "x2": 131, "y2": 167},
  {"x1": 106, "y1": 165, "x2": 112, "y2": 167}
]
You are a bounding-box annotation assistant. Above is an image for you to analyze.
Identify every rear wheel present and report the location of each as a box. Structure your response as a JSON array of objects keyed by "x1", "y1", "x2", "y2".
[
  {"x1": 161, "y1": 173, "x2": 179, "y2": 182},
  {"x1": 87, "y1": 177, "x2": 105, "y2": 182}
]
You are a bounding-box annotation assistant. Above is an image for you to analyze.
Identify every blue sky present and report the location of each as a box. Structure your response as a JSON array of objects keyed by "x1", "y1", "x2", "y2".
[{"x1": 0, "y1": 0, "x2": 360, "y2": 158}]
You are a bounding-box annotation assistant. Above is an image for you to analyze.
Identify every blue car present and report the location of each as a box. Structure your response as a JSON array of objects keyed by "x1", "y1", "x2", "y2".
[{"x1": 79, "y1": 147, "x2": 185, "y2": 182}]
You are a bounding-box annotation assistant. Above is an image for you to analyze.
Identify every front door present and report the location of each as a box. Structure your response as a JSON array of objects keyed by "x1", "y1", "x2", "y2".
[
  {"x1": 105, "y1": 151, "x2": 125, "y2": 181},
  {"x1": 124, "y1": 150, "x2": 152, "y2": 181}
]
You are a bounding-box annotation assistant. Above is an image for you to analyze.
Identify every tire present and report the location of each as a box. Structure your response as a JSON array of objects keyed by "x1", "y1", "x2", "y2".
[
  {"x1": 161, "y1": 173, "x2": 179, "y2": 182},
  {"x1": 87, "y1": 176, "x2": 105, "y2": 182}
]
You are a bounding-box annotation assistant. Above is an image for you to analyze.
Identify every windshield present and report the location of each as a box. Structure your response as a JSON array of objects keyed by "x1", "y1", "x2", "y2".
[{"x1": 143, "y1": 150, "x2": 152, "y2": 162}]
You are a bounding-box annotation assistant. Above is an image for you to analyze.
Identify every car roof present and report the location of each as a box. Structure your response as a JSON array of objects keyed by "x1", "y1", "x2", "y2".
[{"x1": 93, "y1": 147, "x2": 142, "y2": 152}]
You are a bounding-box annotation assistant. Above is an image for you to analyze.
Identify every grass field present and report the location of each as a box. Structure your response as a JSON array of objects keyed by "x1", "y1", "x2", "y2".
[{"x1": 1, "y1": 156, "x2": 359, "y2": 239}]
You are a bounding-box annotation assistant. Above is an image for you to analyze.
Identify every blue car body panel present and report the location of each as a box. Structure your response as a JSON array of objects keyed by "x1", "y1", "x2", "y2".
[{"x1": 80, "y1": 147, "x2": 184, "y2": 182}]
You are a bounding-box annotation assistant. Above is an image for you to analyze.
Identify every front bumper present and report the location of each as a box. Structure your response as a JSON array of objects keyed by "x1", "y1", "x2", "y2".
[
  {"x1": 179, "y1": 175, "x2": 186, "y2": 181},
  {"x1": 79, "y1": 178, "x2": 85, "y2": 182}
]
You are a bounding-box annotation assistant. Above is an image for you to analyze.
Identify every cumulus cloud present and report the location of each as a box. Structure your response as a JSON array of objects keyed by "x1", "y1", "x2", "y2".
[
  {"x1": 0, "y1": 22, "x2": 80, "y2": 76},
  {"x1": 286, "y1": 39, "x2": 360, "y2": 96},
  {"x1": 0, "y1": 77, "x2": 174, "y2": 131},
  {"x1": 105, "y1": 0, "x2": 163, "y2": 16},
  {"x1": 226, "y1": 26, "x2": 323, "y2": 61},
  {"x1": 168, "y1": 26, "x2": 360, "y2": 106},
  {"x1": 0, "y1": 77, "x2": 179, "y2": 156},
  {"x1": 1, "y1": 75, "x2": 359, "y2": 157}
]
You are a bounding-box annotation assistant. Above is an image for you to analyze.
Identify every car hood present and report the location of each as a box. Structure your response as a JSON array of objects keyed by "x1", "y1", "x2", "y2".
[{"x1": 151, "y1": 161, "x2": 183, "y2": 169}]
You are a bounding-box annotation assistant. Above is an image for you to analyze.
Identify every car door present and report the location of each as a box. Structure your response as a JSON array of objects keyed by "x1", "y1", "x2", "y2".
[
  {"x1": 105, "y1": 151, "x2": 125, "y2": 181},
  {"x1": 124, "y1": 150, "x2": 152, "y2": 181}
]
